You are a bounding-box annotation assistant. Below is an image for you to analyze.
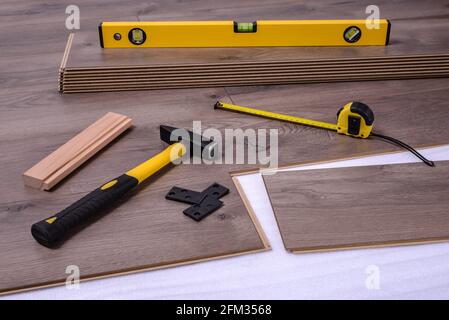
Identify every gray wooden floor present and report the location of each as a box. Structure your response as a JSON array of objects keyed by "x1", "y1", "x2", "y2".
[{"x1": 2, "y1": 0, "x2": 449, "y2": 295}]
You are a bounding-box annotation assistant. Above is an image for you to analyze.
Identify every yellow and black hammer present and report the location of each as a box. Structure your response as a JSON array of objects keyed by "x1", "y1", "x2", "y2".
[{"x1": 31, "y1": 125, "x2": 217, "y2": 248}]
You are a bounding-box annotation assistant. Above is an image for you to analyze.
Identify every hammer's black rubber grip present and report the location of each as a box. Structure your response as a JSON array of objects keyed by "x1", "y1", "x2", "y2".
[{"x1": 31, "y1": 174, "x2": 139, "y2": 248}]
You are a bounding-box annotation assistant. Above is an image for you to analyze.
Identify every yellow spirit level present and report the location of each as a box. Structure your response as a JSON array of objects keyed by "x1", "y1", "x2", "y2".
[{"x1": 99, "y1": 20, "x2": 391, "y2": 48}]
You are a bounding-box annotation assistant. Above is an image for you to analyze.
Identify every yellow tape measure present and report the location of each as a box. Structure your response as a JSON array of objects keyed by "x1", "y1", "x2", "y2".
[
  {"x1": 214, "y1": 100, "x2": 435, "y2": 166},
  {"x1": 214, "y1": 101, "x2": 374, "y2": 138}
]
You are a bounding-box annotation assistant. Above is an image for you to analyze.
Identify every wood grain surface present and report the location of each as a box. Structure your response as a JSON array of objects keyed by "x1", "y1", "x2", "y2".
[
  {"x1": 2, "y1": 0, "x2": 449, "y2": 295},
  {"x1": 1, "y1": 162, "x2": 267, "y2": 294},
  {"x1": 59, "y1": 0, "x2": 449, "y2": 92},
  {"x1": 263, "y1": 161, "x2": 449, "y2": 252},
  {"x1": 23, "y1": 112, "x2": 132, "y2": 190},
  {"x1": 63, "y1": 0, "x2": 449, "y2": 68}
]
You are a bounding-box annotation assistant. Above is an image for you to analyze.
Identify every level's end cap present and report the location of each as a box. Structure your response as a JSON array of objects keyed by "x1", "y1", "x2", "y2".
[
  {"x1": 214, "y1": 101, "x2": 223, "y2": 109},
  {"x1": 98, "y1": 22, "x2": 104, "y2": 48},
  {"x1": 385, "y1": 19, "x2": 391, "y2": 46},
  {"x1": 160, "y1": 125, "x2": 216, "y2": 159}
]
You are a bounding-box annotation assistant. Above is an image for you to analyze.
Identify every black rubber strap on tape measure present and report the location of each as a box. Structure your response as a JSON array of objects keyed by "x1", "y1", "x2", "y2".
[{"x1": 371, "y1": 132, "x2": 435, "y2": 167}]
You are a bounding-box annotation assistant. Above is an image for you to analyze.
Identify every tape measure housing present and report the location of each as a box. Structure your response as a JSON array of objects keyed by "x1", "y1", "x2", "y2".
[{"x1": 336, "y1": 102, "x2": 374, "y2": 138}]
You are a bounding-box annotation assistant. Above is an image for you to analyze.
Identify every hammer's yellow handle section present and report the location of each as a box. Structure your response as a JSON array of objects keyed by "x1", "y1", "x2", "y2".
[{"x1": 126, "y1": 142, "x2": 186, "y2": 184}]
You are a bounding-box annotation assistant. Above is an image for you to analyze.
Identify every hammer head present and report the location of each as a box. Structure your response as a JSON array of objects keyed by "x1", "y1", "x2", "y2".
[{"x1": 160, "y1": 125, "x2": 217, "y2": 160}]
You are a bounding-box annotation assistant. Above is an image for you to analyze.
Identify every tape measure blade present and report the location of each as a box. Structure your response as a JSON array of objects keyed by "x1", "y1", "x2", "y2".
[{"x1": 218, "y1": 102, "x2": 337, "y2": 131}]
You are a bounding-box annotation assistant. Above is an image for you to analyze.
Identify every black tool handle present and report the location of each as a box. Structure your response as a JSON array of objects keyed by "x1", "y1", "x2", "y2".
[{"x1": 31, "y1": 174, "x2": 139, "y2": 248}]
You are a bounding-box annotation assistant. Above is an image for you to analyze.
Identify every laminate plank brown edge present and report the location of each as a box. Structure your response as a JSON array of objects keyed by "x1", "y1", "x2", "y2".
[
  {"x1": 233, "y1": 177, "x2": 270, "y2": 249},
  {"x1": 42, "y1": 117, "x2": 133, "y2": 190},
  {"x1": 2, "y1": 247, "x2": 271, "y2": 296},
  {"x1": 61, "y1": 66, "x2": 449, "y2": 84},
  {"x1": 58, "y1": 33, "x2": 74, "y2": 92},
  {"x1": 229, "y1": 145, "x2": 446, "y2": 177},
  {"x1": 6, "y1": 0, "x2": 449, "y2": 296},
  {"x1": 23, "y1": 112, "x2": 132, "y2": 190}
]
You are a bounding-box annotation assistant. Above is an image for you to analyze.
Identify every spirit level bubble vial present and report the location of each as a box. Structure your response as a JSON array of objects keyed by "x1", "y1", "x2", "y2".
[{"x1": 99, "y1": 20, "x2": 391, "y2": 48}]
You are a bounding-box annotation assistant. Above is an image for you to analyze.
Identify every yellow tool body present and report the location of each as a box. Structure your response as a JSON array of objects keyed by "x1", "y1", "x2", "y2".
[
  {"x1": 31, "y1": 124, "x2": 217, "y2": 248},
  {"x1": 214, "y1": 101, "x2": 374, "y2": 138},
  {"x1": 99, "y1": 20, "x2": 391, "y2": 48}
]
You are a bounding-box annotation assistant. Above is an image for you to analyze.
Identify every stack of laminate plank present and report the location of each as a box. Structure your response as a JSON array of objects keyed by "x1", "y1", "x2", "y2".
[
  {"x1": 60, "y1": 43, "x2": 449, "y2": 93},
  {"x1": 58, "y1": 0, "x2": 449, "y2": 94}
]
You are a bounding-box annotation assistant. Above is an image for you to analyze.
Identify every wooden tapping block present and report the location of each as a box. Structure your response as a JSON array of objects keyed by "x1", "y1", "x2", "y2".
[{"x1": 23, "y1": 112, "x2": 132, "y2": 190}]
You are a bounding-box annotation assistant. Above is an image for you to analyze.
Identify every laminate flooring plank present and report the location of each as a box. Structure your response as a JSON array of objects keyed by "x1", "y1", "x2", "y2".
[
  {"x1": 0, "y1": 0, "x2": 152, "y2": 27},
  {"x1": 263, "y1": 161, "x2": 449, "y2": 252},
  {"x1": 61, "y1": 60, "x2": 449, "y2": 78},
  {"x1": 59, "y1": 74, "x2": 449, "y2": 94},
  {"x1": 0, "y1": 16, "x2": 269, "y2": 291}
]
